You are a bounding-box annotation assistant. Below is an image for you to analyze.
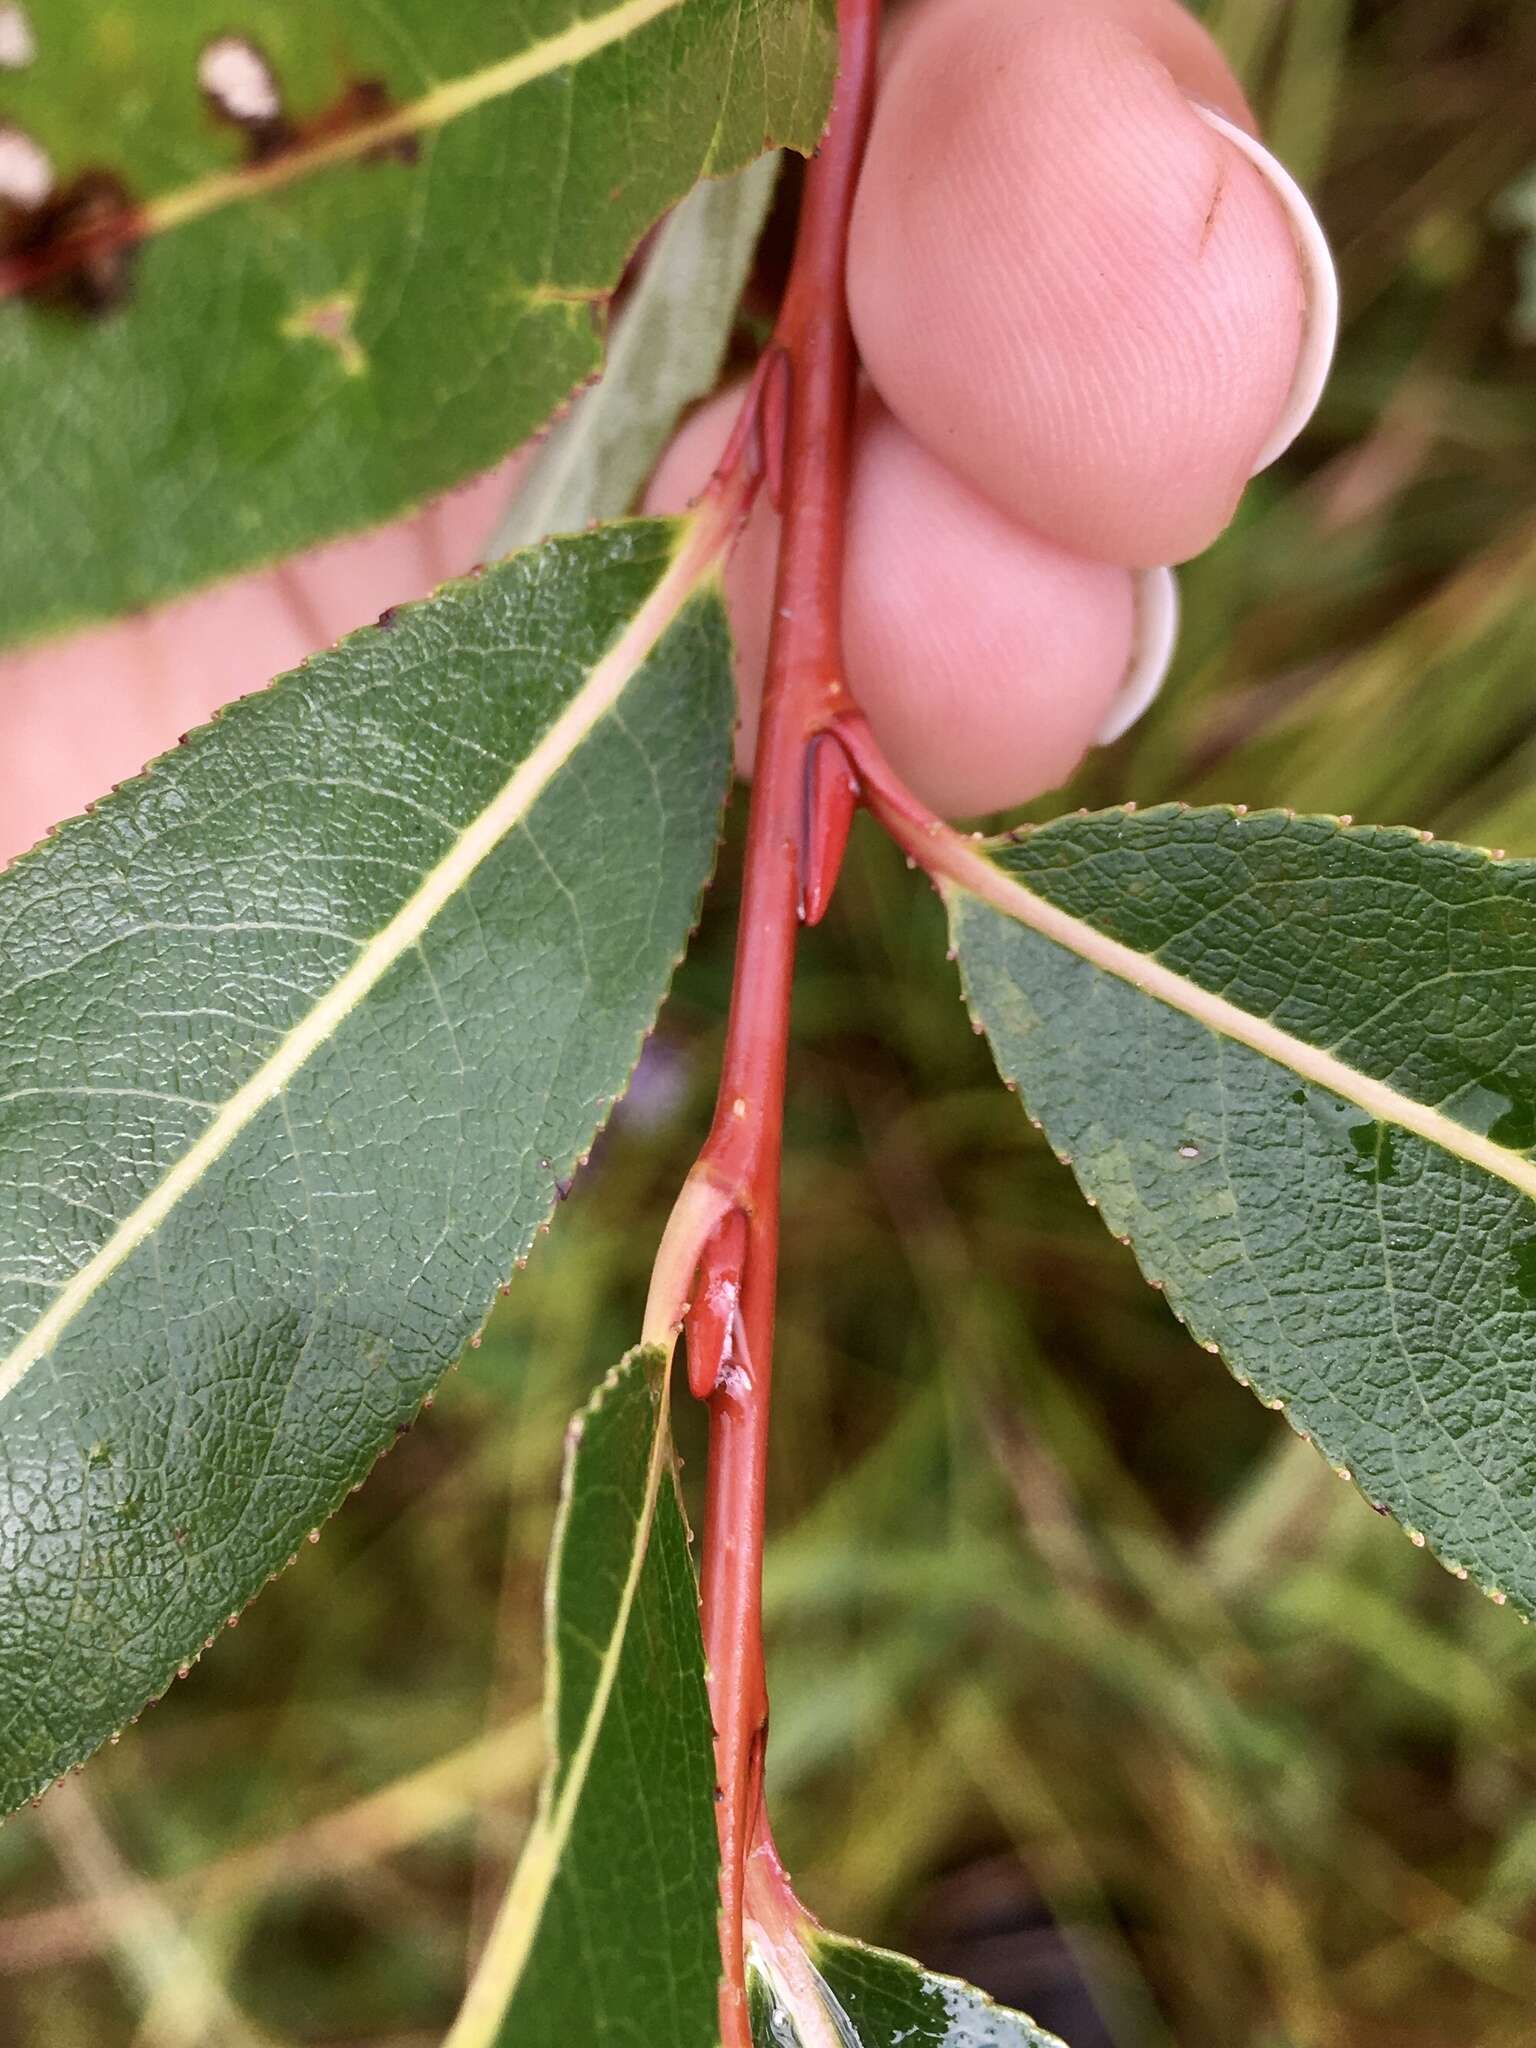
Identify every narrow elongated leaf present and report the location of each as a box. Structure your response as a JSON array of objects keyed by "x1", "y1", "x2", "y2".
[
  {"x1": 949, "y1": 805, "x2": 1536, "y2": 1614},
  {"x1": 451, "y1": 1343, "x2": 1063, "y2": 2048},
  {"x1": 0, "y1": 515, "x2": 733, "y2": 1813},
  {"x1": 0, "y1": 0, "x2": 833, "y2": 649},
  {"x1": 446, "y1": 1345, "x2": 720, "y2": 2048},
  {"x1": 490, "y1": 152, "x2": 780, "y2": 553},
  {"x1": 747, "y1": 1861, "x2": 1065, "y2": 2048}
]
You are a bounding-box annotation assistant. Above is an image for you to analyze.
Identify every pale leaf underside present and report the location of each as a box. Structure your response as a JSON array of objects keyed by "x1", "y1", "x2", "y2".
[
  {"x1": 749, "y1": 1926, "x2": 1067, "y2": 2047},
  {"x1": 490, "y1": 152, "x2": 781, "y2": 554}
]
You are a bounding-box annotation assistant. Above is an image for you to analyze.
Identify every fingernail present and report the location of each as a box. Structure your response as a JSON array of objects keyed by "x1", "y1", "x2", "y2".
[
  {"x1": 1096, "y1": 566, "x2": 1179, "y2": 746},
  {"x1": 1190, "y1": 104, "x2": 1339, "y2": 473}
]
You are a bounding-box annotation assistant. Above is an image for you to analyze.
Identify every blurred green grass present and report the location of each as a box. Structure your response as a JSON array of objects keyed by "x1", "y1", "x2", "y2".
[{"x1": 7, "y1": 1, "x2": 1536, "y2": 2042}]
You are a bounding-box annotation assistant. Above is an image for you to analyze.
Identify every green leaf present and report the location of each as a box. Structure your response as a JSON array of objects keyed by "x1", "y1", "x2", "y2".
[
  {"x1": 0, "y1": 0, "x2": 834, "y2": 651},
  {"x1": 447, "y1": 1344, "x2": 1063, "y2": 2048},
  {"x1": 490, "y1": 152, "x2": 780, "y2": 552},
  {"x1": 446, "y1": 1345, "x2": 721, "y2": 2048},
  {"x1": 748, "y1": 1908, "x2": 1066, "y2": 2047},
  {"x1": 0, "y1": 515, "x2": 733, "y2": 1813},
  {"x1": 948, "y1": 805, "x2": 1536, "y2": 1616}
]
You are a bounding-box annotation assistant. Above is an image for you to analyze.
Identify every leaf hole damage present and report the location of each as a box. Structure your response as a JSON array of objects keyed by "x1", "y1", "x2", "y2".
[
  {"x1": 199, "y1": 35, "x2": 419, "y2": 170},
  {"x1": 0, "y1": 123, "x2": 140, "y2": 314},
  {"x1": 0, "y1": 41, "x2": 420, "y2": 316},
  {"x1": 0, "y1": 3, "x2": 33, "y2": 70},
  {"x1": 0, "y1": 120, "x2": 50, "y2": 208},
  {"x1": 199, "y1": 35, "x2": 289, "y2": 161}
]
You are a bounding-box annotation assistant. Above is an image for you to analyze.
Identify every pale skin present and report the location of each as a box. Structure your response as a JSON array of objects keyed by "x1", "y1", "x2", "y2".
[{"x1": 0, "y1": 0, "x2": 1310, "y2": 863}]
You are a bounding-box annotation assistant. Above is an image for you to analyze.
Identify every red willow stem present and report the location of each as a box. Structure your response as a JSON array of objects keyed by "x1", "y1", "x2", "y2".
[{"x1": 680, "y1": 6, "x2": 883, "y2": 2040}]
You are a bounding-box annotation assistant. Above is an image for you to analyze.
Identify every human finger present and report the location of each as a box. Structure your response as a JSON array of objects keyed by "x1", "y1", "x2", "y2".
[
  {"x1": 847, "y1": 0, "x2": 1330, "y2": 567},
  {"x1": 0, "y1": 467, "x2": 513, "y2": 867},
  {"x1": 648, "y1": 388, "x2": 1169, "y2": 817}
]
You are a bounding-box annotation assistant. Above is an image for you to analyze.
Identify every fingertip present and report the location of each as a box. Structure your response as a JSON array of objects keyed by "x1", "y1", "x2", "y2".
[
  {"x1": 848, "y1": 0, "x2": 1312, "y2": 567},
  {"x1": 842, "y1": 404, "x2": 1136, "y2": 814},
  {"x1": 0, "y1": 461, "x2": 525, "y2": 867},
  {"x1": 649, "y1": 390, "x2": 1142, "y2": 816}
]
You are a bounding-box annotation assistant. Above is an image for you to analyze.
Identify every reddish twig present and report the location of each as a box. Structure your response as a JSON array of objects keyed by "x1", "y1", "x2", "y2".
[
  {"x1": 650, "y1": 0, "x2": 1020, "y2": 2030},
  {"x1": 834, "y1": 708, "x2": 1013, "y2": 900},
  {"x1": 646, "y1": 5, "x2": 883, "y2": 2040}
]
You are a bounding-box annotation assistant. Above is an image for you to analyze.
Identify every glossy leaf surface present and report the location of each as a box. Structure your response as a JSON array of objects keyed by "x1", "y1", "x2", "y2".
[
  {"x1": 950, "y1": 806, "x2": 1536, "y2": 1615},
  {"x1": 447, "y1": 1345, "x2": 720, "y2": 2048},
  {"x1": 0, "y1": 0, "x2": 833, "y2": 649},
  {"x1": 0, "y1": 516, "x2": 733, "y2": 1812}
]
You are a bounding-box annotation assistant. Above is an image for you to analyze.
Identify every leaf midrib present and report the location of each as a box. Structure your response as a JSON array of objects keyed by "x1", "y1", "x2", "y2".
[
  {"x1": 946, "y1": 842, "x2": 1536, "y2": 1202},
  {"x1": 442, "y1": 1352, "x2": 673, "y2": 2048},
  {"x1": 4, "y1": 0, "x2": 690, "y2": 291},
  {"x1": 0, "y1": 522, "x2": 715, "y2": 1409}
]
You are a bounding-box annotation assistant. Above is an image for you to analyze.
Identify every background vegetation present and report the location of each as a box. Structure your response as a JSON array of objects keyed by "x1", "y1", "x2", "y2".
[{"x1": 4, "y1": 1, "x2": 1535, "y2": 2042}]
